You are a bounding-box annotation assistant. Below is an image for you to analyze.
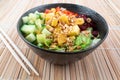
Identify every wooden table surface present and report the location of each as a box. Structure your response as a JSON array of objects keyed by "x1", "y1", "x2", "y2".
[{"x1": 0, "y1": 0, "x2": 120, "y2": 80}]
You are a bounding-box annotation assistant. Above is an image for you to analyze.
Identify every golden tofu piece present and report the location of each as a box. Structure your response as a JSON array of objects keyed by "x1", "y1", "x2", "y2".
[
  {"x1": 59, "y1": 14, "x2": 69, "y2": 24},
  {"x1": 57, "y1": 33, "x2": 67, "y2": 46},
  {"x1": 45, "y1": 13, "x2": 54, "y2": 21},
  {"x1": 75, "y1": 18, "x2": 84, "y2": 25},
  {"x1": 68, "y1": 25, "x2": 80, "y2": 36},
  {"x1": 51, "y1": 18, "x2": 58, "y2": 27}
]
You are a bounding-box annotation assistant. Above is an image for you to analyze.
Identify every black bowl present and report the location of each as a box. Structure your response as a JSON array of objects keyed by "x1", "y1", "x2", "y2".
[{"x1": 17, "y1": 3, "x2": 108, "y2": 65}]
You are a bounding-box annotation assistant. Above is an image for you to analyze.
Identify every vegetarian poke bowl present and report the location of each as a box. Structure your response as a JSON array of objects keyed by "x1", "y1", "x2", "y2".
[{"x1": 17, "y1": 3, "x2": 108, "y2": 64}]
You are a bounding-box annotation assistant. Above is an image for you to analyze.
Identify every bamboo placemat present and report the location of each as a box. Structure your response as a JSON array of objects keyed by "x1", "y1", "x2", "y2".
[{"x1": 0, "y1": 0, "x2": 120, "y2": 80}]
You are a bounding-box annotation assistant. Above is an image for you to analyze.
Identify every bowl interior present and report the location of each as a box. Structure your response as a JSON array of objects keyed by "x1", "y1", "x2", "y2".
[{"x1": 17, "y1": 3, "x2": 108, "y2": 54}]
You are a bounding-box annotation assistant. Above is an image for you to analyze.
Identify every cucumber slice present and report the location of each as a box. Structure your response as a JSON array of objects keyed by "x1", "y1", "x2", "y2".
[
  {"x1": 29, "y1": 13, "x2": 38, "y2": 21},
  {"x1": 41, "y1": 19, "x2": 45, "y2": 24},
  {"x1": 25, "y1": 33, "x2": 36, "y2": 42},
  {"x1": 35, "y1": 11, "x2": 40, "y2": 15},
  {"x1": 35, "y1": 19, "x2": 43, "y2": 31},
  {"x1": 44, "y1": 39, "x2": 52, "y2": 47},
  {"x1": 35, "y1": 11, "x2": 45, "y2": 20},
  {"x1": 41, "y1": 24, "x2": 46, "y2": 28},
  {"x1": 40, "y1": 13, "x2": 45, "y2": 18},
  {"x1": 21, "y1": 25, "x2": 36, "y2": 34},
  {"x1": 37, "y1": 43, "x2": 44, "y2": 48},
  {"x1": 22, "y1": 16, "x2": 29, "y2": 23},
  {"x1": 28, "y1": 20, "x2": 34, "y2": 24},
  {"x1": 42, "y1": 28, "x2": 51, "y2": 36},
  {"x1": 36, "y1": 34, "x2": 52, "y2": 47},
  {"x1": 36, "y1": 34, "x2": 46, "y2": 43},
  {"x1": 28, "y1": 12, "x2": 40, "y2": 24}
]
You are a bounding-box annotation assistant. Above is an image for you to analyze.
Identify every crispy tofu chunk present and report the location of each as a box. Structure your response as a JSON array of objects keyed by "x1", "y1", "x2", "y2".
[
  {"x1": 57, "y1": 33, "x2": 67, "y2": 46},
  {"x1": 75, "y1": 18, "x2": 84, "y2": 25},
  {"x1": 45, "y1": 13, "x2": 54, "y2": 21},
  {"x1": 68, "y1": 25, "x2": 80, "y2": 36},
  {"x1": 51, "y1": 18, "x2": 58, "y2": 27},
  {"x1": 59, "y1": 14, "x2": 69, "y2": 24}
]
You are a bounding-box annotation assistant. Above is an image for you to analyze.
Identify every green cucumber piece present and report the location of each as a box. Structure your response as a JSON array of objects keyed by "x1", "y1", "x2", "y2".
[
  {"x1": 40, "y1": 13, "x2": 45, "y2": 19},
  {"x1": 34, "y1": 11, "x2": 40, "y2": 18},
  {"x1": 41, "y1": 24, "x2": 46, "y2": 28},
  {"x1": 36, "y1": 34, "x2": 52, "y2": 47},
  {"x1": 35, "y1": 19, "x2": 43, "y2": 31},
  {"x1": 36, "y1": 34, "x2": 46, "y2": 43},
  {"x1": 44, "y1": 39, "x2": 52, "y2": 47},
  {"x1": 29, "y1": 13, "x2": 38, "y2": 21},
  {"x1": 21, "y1": 25, "x2": 36, "y2": 34},
  {"x1": 41, "y1": 19, "x2": 45, "y2": 24},
  {"x1": 37, "y1": 43, "x2": 44, "y2": 48},
  {"x1": 34, "y1": 11, "x2": 45, "y2": 20},
  {"x1": 22, "y1": 16, "x2": 29, "y2": 23},
  {"x1": 25, "y1": 33, "x2": 36, "y2": 42},
  {"x1": 28, "y1": 20, "x2": 34, "y2": 24},
  {"x1": 42, "y1": 28, "x2": 51, "y2": 36}
]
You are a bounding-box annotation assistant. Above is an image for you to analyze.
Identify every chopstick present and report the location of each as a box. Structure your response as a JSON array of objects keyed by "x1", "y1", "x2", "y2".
[
  {"x1": 0, "y1": 28, "x2": 39, "y2": 76},
  {"x1": 0, "y1": 33, "x2": 31, "y2": 75}
]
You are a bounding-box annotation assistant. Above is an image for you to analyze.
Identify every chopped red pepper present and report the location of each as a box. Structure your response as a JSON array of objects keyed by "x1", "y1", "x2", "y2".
[
  {"x1": 56, "y1": 7, "x2": 60, "y2": 12},
  {"x1": 62, "y1": 10, "x2": 68, "y2": 15},
  {"x1": 74, "y1": 13, "x2": 78, "y2": 17},
  {"x1": 62, "y1": 10, "x2": 76, "y2": 16},
  {"x1": 45, "y1": 7, "x2": 78, "y2": 16},
  {"x1": 45, "y1": 9, "x2": 51, "y2": 14}
]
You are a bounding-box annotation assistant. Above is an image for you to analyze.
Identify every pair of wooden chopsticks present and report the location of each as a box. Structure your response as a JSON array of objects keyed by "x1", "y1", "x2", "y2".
[{"x1": 0, "y1": 28, "x2": 39, "y2": 76}]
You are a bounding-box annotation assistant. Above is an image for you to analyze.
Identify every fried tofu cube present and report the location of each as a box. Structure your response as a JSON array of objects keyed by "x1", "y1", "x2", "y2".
[
  {"x1": 68, "y1": 25, "x2": 80, "y2": 36},
  {"x1": 75, "y1": 18, "x2": 84, "y2": 25},
  {"x1": 59, "y1": 14, "x2": 69, "y2": 24},
  {"x1": 57, "y1": 33, "x2": 67, "y2": 46},
  {"x1": 51, "y1": 18, "x2": 58, "y2": 27},
  {"x1": 45, "y1": 13, "x2": 54, "y2": 21}
]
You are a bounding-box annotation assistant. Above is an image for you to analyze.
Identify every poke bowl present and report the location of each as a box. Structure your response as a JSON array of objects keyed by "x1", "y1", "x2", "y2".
[{"x1": 17, "y1": 3, "x2": 108, "y2": 64}]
